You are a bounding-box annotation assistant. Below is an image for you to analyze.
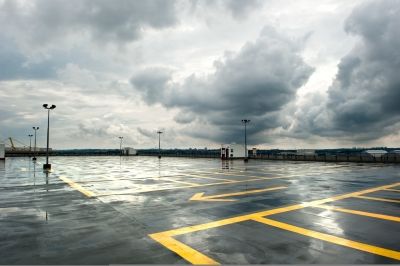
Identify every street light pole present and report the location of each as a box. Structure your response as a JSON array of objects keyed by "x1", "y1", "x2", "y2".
[
  {"x1": 157, "y1": 131, "x2": 163, "y2": 159},
  {"x1": 28, "y1": 134, "x2": 33, "y2": 152},
  {"x1": 118, "y1": 136, "x2": 123, "y2": 156},
  {"x1": 241, "y1": 119, "x2": 250, "y2": 162},
  {"x1": 32, "y1": 127, "x2": 39, "y2": 161},
  {"x1": 42, "y1": 104, "x2": 56, "y2": 171}
]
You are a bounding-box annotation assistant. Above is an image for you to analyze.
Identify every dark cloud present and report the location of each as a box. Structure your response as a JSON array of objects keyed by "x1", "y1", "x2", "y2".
[
  {"x1": 130, "y1": 68, "x2": 172, "y2": 105},
  {"x1": 131, "y1": 26, "x2": 313, "y2": 144},
  {"x1": 295, "y1": 0, "x2": 400, "y2": 142},
  {"x1": 0, "y1": 37, "x2": 60, "y2": 80},
  {"x1": 0, "y1": 0, "x2": 178, "y2": 44},
  {"x1": 190, "y1": 0, "x2": 264, "y2": 19},
  {"x1": 224, "y1": 0, "x2": 264, "y2": 19},
  {"x1": 0, "y1": 34, "x2": 120, "y2": 81},
  {"x1": 173, "y1": 111, "x2": 196, "y2": 124}
]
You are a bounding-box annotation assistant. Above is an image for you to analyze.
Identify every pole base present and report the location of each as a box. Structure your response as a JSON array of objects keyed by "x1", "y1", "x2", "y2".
[
  {"x1": 158, "y1": 155, "x2": 161, "y2": 159},
  {"x1": 244, "y1": 158, "x2": 249, "y2": 162},
  {"x1": 43, "y1": 164, "x2": 51, "y2": 170}
]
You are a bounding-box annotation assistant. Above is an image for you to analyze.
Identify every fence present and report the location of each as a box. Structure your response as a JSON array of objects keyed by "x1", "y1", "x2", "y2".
[{"x1": 250, "y1": 153, "x2": 400, "y2": 163}]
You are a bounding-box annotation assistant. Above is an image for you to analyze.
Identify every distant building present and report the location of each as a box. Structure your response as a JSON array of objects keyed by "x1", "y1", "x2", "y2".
[
  {"x1": 221, "y1": 143, "x2": 246, "y2": 159},
  {"x1": 123, "y1": 147, "x2": 137, "y2": 156},
  {"x1": 252, "y1": 148, "x2": 257, "y2": 156},
  {"x1": 280, "y1": 151, "x2": 297, "y2": 155},
  {"x1": 296, "y1": 149, "x2": 316, "y2": 156},
  {"x1": 0, "y1": 142, "x2": 4, "y2": 160},
  {"x1": 364, "y1": 150, "x2": 388, "y2": 158}
]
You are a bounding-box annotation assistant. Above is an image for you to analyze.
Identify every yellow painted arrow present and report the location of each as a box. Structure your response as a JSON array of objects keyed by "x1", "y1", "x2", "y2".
[{"x1": 189, "y1": 186, "x2": 287, "y2": 202}]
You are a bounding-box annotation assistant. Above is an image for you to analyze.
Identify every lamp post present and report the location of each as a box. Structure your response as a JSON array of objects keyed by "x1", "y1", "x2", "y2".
[
  {"x1": 42, "y1": 104, "x2": 56, "y2": 171},
  {"x1": 32, "y1": 127, "x2": 39, "y2": 161},
  {"x1": 241, "y1": 119, "x2": 250, "y2": 162},
  {"x1": 118, "y1": 136, "x2": 123, "y2": 156},
  {"x1": 157, "y1": 131, "x2": 163, "y2": 159},
  {"x1": 28, "y1": 134, "x2": 33, "y2": 152}
]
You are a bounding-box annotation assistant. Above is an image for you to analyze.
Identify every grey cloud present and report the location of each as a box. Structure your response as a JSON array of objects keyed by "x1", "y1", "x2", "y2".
[
  {"x1": 0, "y1": 0, "x2": 178, "y2": 44},
  {"x1": 130, "y1": 68, "x2": 172, "y2": 105},
  {"x1": 76, "y1": 123, "x2": 109, "y2": 138},
  {"x1": 295, "y1": 0, "x2": 400, "y2": 142},
  {"x1": 190, "y1": 0, "x2": 264, "y2": 19},
  {"x1": 224, "y1": 0, "x2": 264, "y2": 19},
  {"x1": 0, "y1": 37, "x2": 59, "y2": 80},
  {"x1": 71, "y1": 118, "x2": 138, "y2": 146},
  {"x1": 137, "y1": 127, "x2": 155, "y2": 138},
  {"x1": 329, "y1": 0, "x2": 400, "y2": 137},
  {"x1": 131, "y1": 26, "x2": 313, "y2": 144},
  {"x1": 0, "y1": 34, "x2": 110, "y2": 81},
  {"x1": 174, "y1": 111, "x2": 196, "y2": 124}
]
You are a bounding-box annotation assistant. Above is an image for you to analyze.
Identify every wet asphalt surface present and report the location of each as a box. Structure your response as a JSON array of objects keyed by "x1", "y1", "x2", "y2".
[{"x1": 0, "y1": 156, "x2": 399, "y2": 264}]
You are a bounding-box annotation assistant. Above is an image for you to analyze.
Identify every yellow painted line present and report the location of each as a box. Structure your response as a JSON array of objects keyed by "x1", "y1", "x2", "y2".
[
  {"x1": 252, "y1": 216, "x2": 400, "y2": 261},
  {"x1": 190, "y1": 186, "x2": 287, "y2": 202},
  {"x1": 194, "y1": 170, "x2": 288, "y2": 180},
  {"x1": 149, "y1": 182, "x2": 400, "y2": 263},
  {"x1": 158, "y1": 178, "x2": 199, "y2": 186},
  {"x1": 59, "y1": 176, "x2": 96, "y2": 198},
  {"x1": 354, "y1": 195, "x2": 400, "y2": 204},
  {"x1": 185, "y1": 173, "x2": 234, "y2": 182},
  {"x1": 195, "y1": 169, "x2": 245, "y2": 175},
  {"x1": 383, "y1": 188, "x2": 400, "y2": 193},
  {"x1": 151, "y1": 213, "x2": 251, "y2": 237},
  {"x1": 314, "y1": 205, "x2": 400, "y2": 222},
  {"x1": 154, "y1": 182, "x2": 400, "y2": 237},
  {"x1": 150, "y1": 233, "x2": 219, "y2": 265},
  {"x1": 97, "y1": 175, "x2": 287, "y2": 197}
]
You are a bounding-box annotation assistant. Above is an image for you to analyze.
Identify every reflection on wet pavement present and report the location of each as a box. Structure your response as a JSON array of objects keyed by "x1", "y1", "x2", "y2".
[{"x1": 0, "y1": 156, "x2": 399, "y2": 264}]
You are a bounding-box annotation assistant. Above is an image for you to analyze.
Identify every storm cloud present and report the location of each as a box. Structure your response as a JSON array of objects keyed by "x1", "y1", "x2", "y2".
[
  {"x1": 295, "y1": 0, "x2": 400, "y2": 142},
  {"x1": 2, "y1": 0, "x2": 398, "y2": 149},
  {"x1": 131, "y1": 26, "x2": 314, "y2": 144},
  {"x1": 0, "y1": 0, "x2": 178, "y2": 44}
]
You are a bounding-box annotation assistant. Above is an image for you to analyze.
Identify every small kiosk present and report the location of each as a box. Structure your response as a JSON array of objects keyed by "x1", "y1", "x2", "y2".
[{"x1": 221, "y1": 143, "x2": 246, "y2": 160}]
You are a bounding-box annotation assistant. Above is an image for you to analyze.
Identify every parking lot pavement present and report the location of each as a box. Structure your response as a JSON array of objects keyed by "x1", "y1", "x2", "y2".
[{"x1": 0, "y1": 156, "x2": 399, "y2": 264}]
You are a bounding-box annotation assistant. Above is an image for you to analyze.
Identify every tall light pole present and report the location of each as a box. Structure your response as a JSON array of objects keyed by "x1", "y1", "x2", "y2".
[
  {"x1": 32, "y1": 127, "x2": 39, "y2": 161},
  {"x1": 43, "y1": 104, "x2": 56, "y2": 171},
  {"x1": 157, "y1": 130, "x2": 163, "y2": 159},
  {"x1": 241, "y1": 119, "x2": 250, "y2": 162},
  {"x1": 118, "y1": 136, "x2": 123, "y2": 156},
  {"x1": 28, "y1": 134, "x2": 33, "y2": 152}
]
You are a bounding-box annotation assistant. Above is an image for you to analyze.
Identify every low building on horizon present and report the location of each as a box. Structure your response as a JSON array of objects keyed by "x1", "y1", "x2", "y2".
[
  {"x1": 123, "y1": 147, "x2": 137, "y2": 156},
  {"x1": 221, "y1": 143, "x2": 246, "y2": 159},
  {"x1": 363, "y1": 149, "x2": 388, "y2": 158}
]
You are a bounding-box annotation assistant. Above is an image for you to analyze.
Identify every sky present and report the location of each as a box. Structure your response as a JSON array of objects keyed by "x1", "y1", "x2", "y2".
[{"x1": 0, "y1": 0, "x2": 399, "y2": 150}]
